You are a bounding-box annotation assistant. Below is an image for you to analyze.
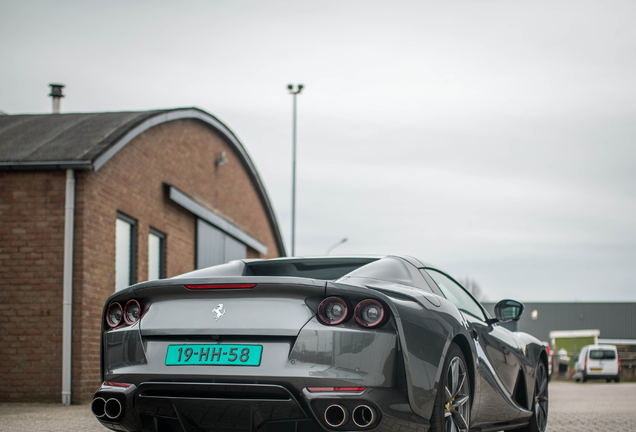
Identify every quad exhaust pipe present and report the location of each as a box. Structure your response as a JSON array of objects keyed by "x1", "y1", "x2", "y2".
[
  {"x1": 105, "y1": 398, "x2": 123, "y2": 419},
  {"x1": 324, "y1": 404, "x2": 348, "y2": 428},
  {"x1": 91, "y1": 397, "x2": 106, "y2": 418},
  {"x1": 91, "y1": 397, "x2": 123, "y2": 420},
  {"x1": 352, "y1": 404, "x2": 376, "y2": 428},
  {"x1": 323, "y1": 403, "x2": 376, "y2": 429}
]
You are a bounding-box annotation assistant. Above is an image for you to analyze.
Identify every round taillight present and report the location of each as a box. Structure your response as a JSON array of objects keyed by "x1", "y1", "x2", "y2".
[
  {"x1": 124, "y1": 299, "x2": 141, "y2": 325},
  {"x1": 355, "y1": 299, "x2": 386, "y2": 328},
  {"x1": 106, "y1": 302, "x2": 123, "y2": 328},
  {"x1": 318, "y1": 297, "x2": 350, "y2": 325}
]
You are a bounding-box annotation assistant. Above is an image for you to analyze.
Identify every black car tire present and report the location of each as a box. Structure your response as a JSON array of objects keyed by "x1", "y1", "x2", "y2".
[
  {"x1": 518, "y1": 361, "x2": 549, "y2": 432},
  {"x1": 430, "y1": 343, "x2": 471, "y2": 432},
  {"x1": 615, "y1": 376, "x2": 620, "y2": 383},
  {"x1": 582, "y1": 373, "x2": 587, "y2": 383}
]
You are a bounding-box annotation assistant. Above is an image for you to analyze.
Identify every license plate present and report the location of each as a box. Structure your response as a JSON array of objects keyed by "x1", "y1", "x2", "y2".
[
  {"x1": 165, "y1": 344, "x2": 262, "y2": 366},
  {"x1": 591, "y1": 367, "x2": 603, "y2": 372}
]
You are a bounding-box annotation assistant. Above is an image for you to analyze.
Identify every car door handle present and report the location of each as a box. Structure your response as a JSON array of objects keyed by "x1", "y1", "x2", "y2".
[{"x1": 470, "y1": 329, "x2": 479, "y2": 340}]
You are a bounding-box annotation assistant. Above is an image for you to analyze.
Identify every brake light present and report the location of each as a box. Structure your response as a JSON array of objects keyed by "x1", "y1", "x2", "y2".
[
  {"x1": 124, "y1": 299, "x2": 142, "y2": 325},
  {"x1": 185, "y1": 284, "x2": 256, "y2": 289},
  {"x1": 318, "y1": 297, "x2": 350, "y2": 325},
  {"x1": 307, "y1": 387, "x2": 366, "y2": 392},
  {"x1": 354, "y1": 299, "x2": 387, "y2": 328},
  {"x1": 618, "y1": 357, "x2": 621, "y2": 372},
  {"x1": 584, "y1": 356, "x2": 588, "y2": 371},
  {"x1": 106, "y1": 302, "x2": 123, "y2": 328},
  {"x1": 104, "y1": 382, "x2": 133, "y2": 388},
  {"x1": 106, "y1": 300, "x2": 147, "y2": 329}
]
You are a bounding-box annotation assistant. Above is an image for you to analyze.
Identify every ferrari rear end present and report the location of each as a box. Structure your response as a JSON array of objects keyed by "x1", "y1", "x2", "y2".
[{"x1": 92, "y1": 271, "x2": 428, "y2": 432}]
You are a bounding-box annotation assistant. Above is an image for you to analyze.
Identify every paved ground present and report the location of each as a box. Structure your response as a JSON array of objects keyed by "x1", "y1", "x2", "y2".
[
  {"x1": 545, "y1": 380, "x2": 636, "y2": 432},
  {"x1": 0, "y1": 380, "x2": 634, "y2": 431},
  {"x1": 0, "y1": 401, "x2": 105, "y2": 432}
]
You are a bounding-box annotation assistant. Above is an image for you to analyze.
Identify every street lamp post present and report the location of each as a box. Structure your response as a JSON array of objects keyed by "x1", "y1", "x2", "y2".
[{"x1": 288, "y1": 83, "x2": 303, "y2": 256}]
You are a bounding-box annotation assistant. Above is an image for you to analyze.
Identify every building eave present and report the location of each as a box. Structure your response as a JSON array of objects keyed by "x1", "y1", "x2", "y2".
[{"x1": 0, "y1": 161, "x2": 93, "y2": 170}]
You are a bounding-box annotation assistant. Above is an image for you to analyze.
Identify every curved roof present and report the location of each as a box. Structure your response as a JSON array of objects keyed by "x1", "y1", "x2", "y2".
[{"x1": 0, "y1": 108, "x2": 286, "y2": 256}]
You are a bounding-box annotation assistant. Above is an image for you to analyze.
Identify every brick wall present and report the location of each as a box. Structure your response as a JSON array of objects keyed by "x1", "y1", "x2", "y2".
[
  {"x1": 0, "y1": 117, "x2": 282, "y2": 403},
  {"x1": 0, "y1": 171, "x2": 66, "y2": 401}
]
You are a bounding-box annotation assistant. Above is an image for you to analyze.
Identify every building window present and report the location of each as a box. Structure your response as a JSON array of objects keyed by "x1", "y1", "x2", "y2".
[
  {"x1": 148, "y1": 228, "x2": 166, "y2": 280},
  {"x1": 116, "y1": 212, "x2": 137, "y2": 291},
  {"x1": 196, "y1": 219, "x2": 246, "y2": 269}
]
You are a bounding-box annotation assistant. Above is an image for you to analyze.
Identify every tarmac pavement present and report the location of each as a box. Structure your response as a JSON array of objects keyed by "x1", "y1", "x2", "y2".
[
  {"x1": 545, "y1": 380, "x2": 636, "y2": 431},
  {"x1": 0, "y1": 401, "x2": 105, "y2": 432},
  {"x1": 0, "y1": 380, "x2": 634, "y2": 431}
]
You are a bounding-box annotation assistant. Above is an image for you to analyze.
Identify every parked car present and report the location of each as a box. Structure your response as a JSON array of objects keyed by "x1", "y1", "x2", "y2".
[
  {"x1": 574, "y1": 344, "x2": 621, "y2": 383},
  {"x1": 92, "y1": 255, "x2": 549, "y2": 432}
]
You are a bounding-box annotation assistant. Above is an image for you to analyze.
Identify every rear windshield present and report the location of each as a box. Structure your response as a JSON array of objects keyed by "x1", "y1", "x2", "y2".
[
  {"x1": 244, "y1": 258, "x2": 378, "y2": 280},
  {"x1": 589, "y1": 349, "x2": 616, "y2": 360}
]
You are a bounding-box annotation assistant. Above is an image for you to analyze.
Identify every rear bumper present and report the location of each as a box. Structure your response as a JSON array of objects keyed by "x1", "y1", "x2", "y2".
[
  {"x1": 93, "y1": 382, "x2": 429, "y2": 432},
  {"x1": 584, "y1": 373, "x2": 620, "y2": 379}
]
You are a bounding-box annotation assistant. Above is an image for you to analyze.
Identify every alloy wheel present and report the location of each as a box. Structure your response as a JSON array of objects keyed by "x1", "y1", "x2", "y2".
[
  {"x1": 534, "y1": 362, "x2": 549, "y2": 432},
  {"x1": 444, "y1": 356, "x2": 470, "y2": 432}
]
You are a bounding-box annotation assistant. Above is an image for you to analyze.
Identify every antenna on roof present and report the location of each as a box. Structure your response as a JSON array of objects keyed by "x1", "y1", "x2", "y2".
[{"x1": 49, "y1": 83, "x2": 65, "y2": 114}]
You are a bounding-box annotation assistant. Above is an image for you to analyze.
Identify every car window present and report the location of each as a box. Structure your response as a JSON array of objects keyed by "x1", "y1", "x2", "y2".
[
  {"x1": 424, "y1": 269, "x2": 486, "y2": 321},
  {"x1": 589, "y1": 349, "x2": 616, "y2": 360},
  {"x1": 246, "y1": 258, "x2": 377, "y2": 280},
  {"x1": 408, "y1": 266, "x2": 435, "y2": 293}
]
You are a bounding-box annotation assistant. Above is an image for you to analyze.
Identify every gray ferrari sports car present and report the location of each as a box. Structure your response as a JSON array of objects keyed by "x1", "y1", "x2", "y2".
[{"x1": 93, "y1": 256, "x2": 549, "y2": 432}]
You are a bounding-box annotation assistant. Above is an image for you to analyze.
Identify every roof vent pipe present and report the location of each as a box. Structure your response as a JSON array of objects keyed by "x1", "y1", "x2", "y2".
[{"x1": 49, "y1": 83, "x2": 65, "y2": 114}]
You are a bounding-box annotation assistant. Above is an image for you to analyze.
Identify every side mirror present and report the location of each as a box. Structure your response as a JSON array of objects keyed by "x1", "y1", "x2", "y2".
[{"x1": 493, "y1": 299, "x2": 524, "y2": 323}]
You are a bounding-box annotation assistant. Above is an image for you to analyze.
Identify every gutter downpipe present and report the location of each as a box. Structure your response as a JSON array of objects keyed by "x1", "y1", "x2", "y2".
[{"x1": 62, "y1": 169, "x2": 75, "y2": 405}]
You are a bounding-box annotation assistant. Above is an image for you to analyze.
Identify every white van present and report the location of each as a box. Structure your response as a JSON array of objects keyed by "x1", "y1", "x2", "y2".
[{"x1": 574, "y1": 344, "x2": 621, "y2": 383}]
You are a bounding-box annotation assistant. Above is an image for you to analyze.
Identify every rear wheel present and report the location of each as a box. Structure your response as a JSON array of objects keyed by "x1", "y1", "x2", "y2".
[
  {"x1": 615, "y1": 376, "x2": 620, "y2": 383},
  {"x1": 430, "y1": 343, "x2": 470, "y2": 432},
  {"x1": 519, "y1": 361, "x2": 549, "y2": 432}
]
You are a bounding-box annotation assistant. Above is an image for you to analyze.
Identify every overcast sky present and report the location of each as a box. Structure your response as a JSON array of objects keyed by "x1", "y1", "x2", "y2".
[{"x1": 2, "y1": 0, "x2": 635, "y2": 302}]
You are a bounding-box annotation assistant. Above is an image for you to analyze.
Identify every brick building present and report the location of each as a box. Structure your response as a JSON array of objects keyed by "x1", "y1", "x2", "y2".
[{"x1": 0, "y1": 108, "x2": 285, "y2": 403}]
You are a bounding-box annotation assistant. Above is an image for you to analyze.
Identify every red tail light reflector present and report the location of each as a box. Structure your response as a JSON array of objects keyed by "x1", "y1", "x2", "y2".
[
  {"x1": 185, "y1": 284, "x2": 257, "y2": 290},
  {"x1": 106, "y1": 302, "x2": 123, "y2": 328},
  {"x1": 104, "y1": 382, "x2": 133, "y2": 388},
  {"x1": 124, "y1": 299, "x2": 142, "y2": 325},
  {"x1": 307, "y1": 387, "x2": 366, "y2": 393},
  {"x1": 354, "y1": 299, "x2": 387, "y2": 328},
  {"x1": 318, "y1": 297, "x2": 350, "y2": 325}
]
